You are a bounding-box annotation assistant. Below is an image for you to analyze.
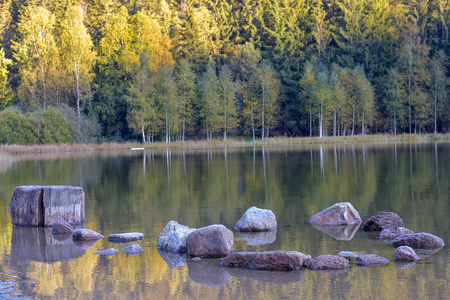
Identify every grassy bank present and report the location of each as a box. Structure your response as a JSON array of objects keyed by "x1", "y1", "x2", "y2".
[{"x1": 0, "y1": 133, "x2": 449, "y2": 156}]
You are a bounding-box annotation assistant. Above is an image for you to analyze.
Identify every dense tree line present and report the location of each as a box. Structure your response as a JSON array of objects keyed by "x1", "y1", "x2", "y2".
[{"x1": 1, "y1": 0, "x2": 450, "y2": 144}]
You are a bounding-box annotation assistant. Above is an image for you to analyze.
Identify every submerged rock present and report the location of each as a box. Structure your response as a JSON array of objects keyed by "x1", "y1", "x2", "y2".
[
  {"x1": 356, "y1": 254, "x2": 390, "y2": 267},
  {"x1": 309, "y1": 202, "x2": 362, "y2": 225},
  {"x1": 187, "y1": 224, "x2": 234, "y2": 258},
  {"x1": 362, "y1": 212, "x2": 404, "y2": 231},
  {"x1": 304, "y1": 255, "x2": 349, "y2": 270},
  {"x1": 156, "y1": 220, "x2": 196, "y2": 253},
  {"x1": 393, "y1": 246, "x2": 420, "y2": 262},
  {"x1": 72, "y1": 229, "x2": 103, "y2": 241},
  {"x1": 10, "y1": 185, "x2": 85, "y2": 226},
  {"x1": 391, "y1": 233, "x2": 445, "y2": 249},
  {"x1": 108, "y1": 232, "x2": 144, "y2": 243},
  {"x1": 123, "y1": 244, "x2": 143, "y2": 255},
  {"x1": 219, "y1": 251, "x2": 310, "y2": 271},
  {"x1": 235, "y1": 206, "x2": 277, "y2": 232},
  {"x1": 94, "y1": 248, "x2": 120, "y2": 256},
  {"x1": 380, "y1": 227, "x2": 414, "y2": 241},
  {"x1": 52, "y1": 221, "x2": 74, "y2": 234}
]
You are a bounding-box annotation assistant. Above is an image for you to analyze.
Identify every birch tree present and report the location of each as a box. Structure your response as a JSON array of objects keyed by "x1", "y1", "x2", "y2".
[{"x1": 59, "y1": 5, "x2": 96, "y2": 118}]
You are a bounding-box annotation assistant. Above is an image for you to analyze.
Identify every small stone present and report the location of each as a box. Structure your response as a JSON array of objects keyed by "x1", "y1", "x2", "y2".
[
  {"x1": 356, "y1": 254, "x2": 390, "y2": 267},
  {"x1": 72, "y1": 228, "x2": 103, "y2": 241},
  {"x1": 310, "y1": 202, "x2": 362, "y2": 225},
  {"x1": 108, "y1": 232, "x2": 144, "y2": 243},
  {"x1": 235, "y1": 206, "x2": 277, "y2": 232},
  {"x1": 362, "y1": 212, "x2": 404, "y2": 231},
  {"x1": 304, "y1": 255, "x2": 349, "y2": 270},
  {"x1": 52, "y1": 221, "x2": 74, "y2": 234},
  {"x1": 192, "y1": 257, "x2": 201, "y2": 262},
  {"x1": 338, "y1": 251, "x2": 361, "y2": 258},
  {"x1": 391, "y1": 233, "x2": 445, "y2": 249},
  {"x1": 380, "y1": 227, "x2": 414, "y2": 241},
  {"x1": 94, "y1": 248, "x2": 120, "y2": 256},
  {"x1": 393, "y1": 246, "x2": 420, "y2": 262},
  {"x1": 123, "y1": 244, "x2": 143, "y2": 255}
]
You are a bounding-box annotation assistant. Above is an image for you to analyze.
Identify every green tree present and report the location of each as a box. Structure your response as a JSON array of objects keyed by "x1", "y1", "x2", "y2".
[
  {"x1": 0, "y1": 108, "x2": 35, "y2": 144},
  {"x1": 199, "y1": 64, "x2": 220, "y2": 141},
  {"x1": 175, "y1": 59, "x2": 195, "y2": 141},
  {"x1": 154, "y1": 65, "x2": 178, "y2": 143},
  {"x1": 430, "y1": 50, "x2": 448, "y2": 133},
  {"x1": 254, "y1": 61, "x2": 280, "y2": 139},
  {"x1": 384, "y1": 68, "x2": 406, "y2": 135},
  {"x1": 0, "y1": 47, "x2": 13, "y2": 109},
  {"x1": 127, "y1": 52, "x2": 155, "y2": 143},
  {"x1": 93, "y1": 5, "x2": 132, "y2": 137},
  {"x1": 396, "y1": 25, "x2": 431, "y2": 133},
  {"x1": 218, "y1": 65, "x2": 238, "y2": 140}
]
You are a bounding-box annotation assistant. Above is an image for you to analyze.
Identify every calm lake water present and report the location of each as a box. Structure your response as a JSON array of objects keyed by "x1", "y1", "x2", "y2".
[{"x1": 0, "y1": 143, "x2": 449, "y2": 299}]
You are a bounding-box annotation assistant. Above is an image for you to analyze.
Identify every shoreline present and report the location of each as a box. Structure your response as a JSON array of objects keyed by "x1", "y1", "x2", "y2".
[{"x1": 0, "y1": 133, "x2": 449, "y2": 156}]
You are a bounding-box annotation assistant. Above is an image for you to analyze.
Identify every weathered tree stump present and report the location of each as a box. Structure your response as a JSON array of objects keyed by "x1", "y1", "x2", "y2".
[{"x1": 10, "y1": 185, "x2": 85, "y2": 226}]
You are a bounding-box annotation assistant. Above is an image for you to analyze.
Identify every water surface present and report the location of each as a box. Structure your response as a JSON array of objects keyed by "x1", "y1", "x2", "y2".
[{"x1": 0, "y1": 143, "x2": 449, "y2": 299}]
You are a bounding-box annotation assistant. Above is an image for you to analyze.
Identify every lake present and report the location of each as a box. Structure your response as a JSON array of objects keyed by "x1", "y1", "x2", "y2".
[{"x1": 0, "y1": 142, "x2": 449, "y2": 299}]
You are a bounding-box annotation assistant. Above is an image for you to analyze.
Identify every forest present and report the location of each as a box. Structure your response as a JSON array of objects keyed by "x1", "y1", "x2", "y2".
[{"x1": 0, "y1": 0, "x2": 450, "y2": 144}]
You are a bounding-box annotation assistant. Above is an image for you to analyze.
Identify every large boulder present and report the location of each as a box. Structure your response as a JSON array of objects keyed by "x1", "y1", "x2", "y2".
[
  {"x1": 186, "y1": 224, "x2": 234, "y2": 258},
  {"x1": 108, "y1": 232, "x2": 144, "y2": 243},
  {"x1": 391, "y1": 233, "x2": 445, "y2": 249},
  {"x1": 303, "y1": 255, "x2": 349, "y2": 270},
  {"x1": 156, "y1": 220, "x2": 196, "y2": 253},
  {"x1": 72, "y1": 229, "x2": 103, "y2": 241},
  {"x1": 235, "y1": 206, "x2": 277, "y2": 232},
  {"x1": 356, "y1": 254, "x2": 390, "y2": 267},
  {"x1": 362, "y1": 212, "x2": 404, "y2": 231},
  {"x1": 393, "y1": 246, "x2": 420, "y2": 262},
  {"x1": 219, "y1": 251, "x2": 310, "y2": 271},
  {"x1": 309, "y1": 202, "x2": 362, "y2": 225},
  {"x1": 10, "y1": 185, "x2": 85, "y2": 226},
  {"x1": 52, "y1": 221, "x2": 74, "y2": 234},
  {"x1": 379, "y1": 227, "x2": 414, "y2": 241}
]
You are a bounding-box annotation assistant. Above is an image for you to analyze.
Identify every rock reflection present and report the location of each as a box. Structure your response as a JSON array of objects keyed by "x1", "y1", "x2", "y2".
[
  {"x1": 311, "y1": 223, "x2": 360, "y2": 240},
  {"x1": 11, "y1": 226, "x2": 85, "y2": 263},
  {"x1": 73, "y1": 239, "x2": 99, "y2": 249},
  {"x1": 363, "y1": 230, "x2": 382, "y2": 242},
  {"x1": 414, "y1": 247, "x2": 444, "y2": 257},
  {"x1": 314, "y1": 268, "x2": 350, "y2": 275},
  {"x1": 238, "y1": 229, "x2": 277, "y2": 245},
  {"x1": 395, "y1": 261, "x2": 417, "y2": 269},
  {"x1": 157, "y1": 249, "x2": 187, "y2": 269},
  {"x1": 187, "y1": 258, "x2": 231, "y2": 287},
  {"x1": 224, "y1": 267, "x2": 306, "y2": 285}
]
